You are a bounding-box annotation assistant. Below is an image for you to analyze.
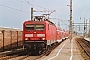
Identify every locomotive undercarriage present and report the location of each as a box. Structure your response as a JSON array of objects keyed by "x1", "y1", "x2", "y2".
[
  {"x1": 24, "y1": 40, "x2": 47, "y2": 55},
  {"x1": 24, "y1": 40, "x2": 58, "y2": 55}
]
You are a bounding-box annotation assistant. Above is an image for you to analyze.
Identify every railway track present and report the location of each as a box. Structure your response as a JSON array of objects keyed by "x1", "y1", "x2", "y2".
[
  {"x1": 0, "y1": 55, "x2": 18, "y2": 60},
  {"x1": 0, "y1": 55, "x2": 38, "y2": 60},
  {"x1": 0, "y1": 48, "x2": 28, "y2": 60},
  {"x1": 82, "y1": 39, "x2": 90, "y2": 48},
  {"x1": 0, "y1": 50, "x2": 46, "y2": 60},
  {"x1": 0, "y1": 39, "x2": 64, "y2": 60},
  {"x1": 76, "y1": 37, "x2": 90, "y2": 59},
  {"x1": 0, "y1": 50, "x2": 32, "y2": 60}
]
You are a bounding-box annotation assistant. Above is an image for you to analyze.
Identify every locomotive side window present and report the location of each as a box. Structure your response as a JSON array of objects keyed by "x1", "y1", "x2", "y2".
[
  {"x1": 36, "y1": 24, "x2": 44, "y2": 30},
  {"x1": 26, "y1": 24, "x2": 34, "y2": 30}
]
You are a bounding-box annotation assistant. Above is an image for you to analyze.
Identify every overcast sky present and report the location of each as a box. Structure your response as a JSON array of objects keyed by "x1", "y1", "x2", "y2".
[{"x1": 0, "y1": 0, "x2": 90, "y2": 31}]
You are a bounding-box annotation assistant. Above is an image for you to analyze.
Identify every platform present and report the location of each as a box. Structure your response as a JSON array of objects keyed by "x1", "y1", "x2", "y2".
[
  {"x1": 37, "y1": 37, "x2": 84, "y2": 60},
  {"x1": 84, "y1": 37, "x2": 90, "y2": 41}
]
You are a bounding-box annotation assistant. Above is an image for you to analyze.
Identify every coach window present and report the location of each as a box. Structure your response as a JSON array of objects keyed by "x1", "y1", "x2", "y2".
[{"x1": 26, "y1": 24, "x2": 34, "y2": 31}]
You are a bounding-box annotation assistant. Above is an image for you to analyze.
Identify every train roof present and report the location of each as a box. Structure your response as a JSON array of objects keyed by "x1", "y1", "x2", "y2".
[
  {"x1": 24, "y1": 19, "x2": 56, "y2": 26},
  {"x1": 24, "y1": 15, "x2": 56, "y2": 26}
]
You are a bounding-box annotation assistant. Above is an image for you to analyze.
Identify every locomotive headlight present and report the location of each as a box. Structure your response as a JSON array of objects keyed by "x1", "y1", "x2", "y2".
[
  {"x1": 25, "y1": 38, "x2": 28, "y2": 40},
  {"x1": 42, "y1": 38, "x2": 45, "y2": 40}
]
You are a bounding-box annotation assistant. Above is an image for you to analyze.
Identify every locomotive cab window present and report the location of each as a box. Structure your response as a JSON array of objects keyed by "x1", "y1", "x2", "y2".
[
  {"x1": 25, "y1": 24, "x2": 44, "y2": 31},
  {"x1": 26, "y1": 24, "x2": 34, "y2": 31},
  {"x1": 36, "y1": 24, "x2": 44, "y2": 30}
]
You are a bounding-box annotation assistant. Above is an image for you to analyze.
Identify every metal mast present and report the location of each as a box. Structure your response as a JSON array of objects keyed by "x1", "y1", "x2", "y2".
[
  {"x1": 88, "y1": 19, "x2": 90, "y2": 37},
  {"x1": 31, "y1": 7, "x2": 33, "y2": 20},
  {"x1": 70, "y1": 0, "x2": 72, "y2": 42}
]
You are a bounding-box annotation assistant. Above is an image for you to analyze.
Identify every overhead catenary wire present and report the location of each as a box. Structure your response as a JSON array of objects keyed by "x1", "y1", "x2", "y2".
[
  {"x1": 30, "y1": 1, "x2": 52, "y2": 12},
  {"x1": 18, "y1": 0, "x2": 44, "y2": 11},
  {"x1": 0, "y1": 3, "x2": 30, "y2": 14},
  {"x1": 18, "y1": 0, "x2": 60, "y2": 20},
  {"x1": 24, "y1": 0, "x2": 47, "y2": 10},
  {"x1": 17, "y1": 0, "x2": 30, "y2": 5},
  {"x1": 17, "y1": 0, "x2": 39, "y2": 12},
  {"x1": 24, "y1": 0, "x2": 40, "y2": 10},
  {"x1": 17, "y1": 0, "x2": 56, "y2": 18},
  {"x1": 23, "y1": 0, "x2": 55, "y2": 13},
  {"x1": 22, "y1": 0, "x2": 68, "y2": 23}
]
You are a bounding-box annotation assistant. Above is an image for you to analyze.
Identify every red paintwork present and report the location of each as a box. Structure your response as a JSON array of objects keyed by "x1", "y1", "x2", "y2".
[
  {"x1": 23, "y1": 20, "x2": 69, "y2": 44},
  {"x1": 23, "y1": 20, "x2": 57, "y2": 41}
]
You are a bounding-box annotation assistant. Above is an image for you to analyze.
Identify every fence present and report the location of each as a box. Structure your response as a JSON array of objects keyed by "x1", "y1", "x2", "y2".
[{"x1": 0, "y1": 30, "x2": 23, "y2": 52}]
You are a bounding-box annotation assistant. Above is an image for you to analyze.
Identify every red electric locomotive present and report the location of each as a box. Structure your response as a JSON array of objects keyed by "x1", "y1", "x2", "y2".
[{"x1": 23, "y1": 16, "x2": 57, "y2": 54}]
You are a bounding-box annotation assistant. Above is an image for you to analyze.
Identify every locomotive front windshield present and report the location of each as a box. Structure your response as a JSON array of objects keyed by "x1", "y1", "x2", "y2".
[{"x1": 26, "y1": 24, "x2": 44, "y2": 31}]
